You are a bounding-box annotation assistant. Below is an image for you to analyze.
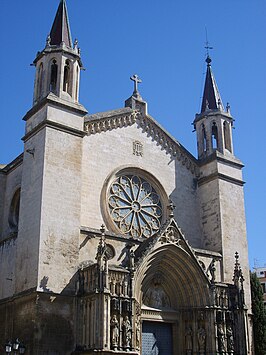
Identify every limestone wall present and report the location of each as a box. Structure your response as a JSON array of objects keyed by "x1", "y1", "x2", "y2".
[
  {"x1": 0, "y1": 163, "x2": 23, "y2": 240},
  {"x1": 15, "y1": 130, "x2": 46, "y2": 293},
  {"x1": 0, "y1": 172, "x2": 6, "y2": 236},
  {"x1": 0, "y1": 162, "x2": 22, "y2": 299},
  {"x1": 219, "y1": 178, "x2": 251, "y2": 309},
  {"x1": 37, "y1": 126, "x2": 83, "y2": 294}
]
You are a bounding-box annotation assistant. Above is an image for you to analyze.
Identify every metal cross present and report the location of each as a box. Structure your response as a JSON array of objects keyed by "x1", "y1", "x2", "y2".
[
  {"x1": 204, "y1": 27, "x2": 213, "y2": 57},
  {"x1": 130, "y1": 74, "x2": 142, "y2": 94}
]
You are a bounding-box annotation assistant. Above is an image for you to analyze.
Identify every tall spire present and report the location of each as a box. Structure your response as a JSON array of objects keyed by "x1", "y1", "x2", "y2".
[
  {"x1": 49, "y1": 0, "x2": 72, "y2": 47},
  {"x1": 201, "y1": 56, "x2": 224, "y2": 113}
]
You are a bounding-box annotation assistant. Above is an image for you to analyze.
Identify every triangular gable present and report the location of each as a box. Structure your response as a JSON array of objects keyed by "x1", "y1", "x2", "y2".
[
  {"x1": 134, "y1": 218, "x2": 210, "y2": 284},
  {"x1": 84, "y1": 108, "x2": 199, "y2": 177}
]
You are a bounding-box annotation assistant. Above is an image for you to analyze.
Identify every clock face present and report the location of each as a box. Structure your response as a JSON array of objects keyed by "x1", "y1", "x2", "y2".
[{"x1": 108, "y1": 174, "x2": 163, "y2": 238}]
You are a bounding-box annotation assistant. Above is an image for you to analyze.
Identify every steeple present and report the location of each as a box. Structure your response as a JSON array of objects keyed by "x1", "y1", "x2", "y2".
[
  {"x1": 201, "y1": 56, "x2": 224, "y2": 113},
  {"x1": 32, "y1": 0, "x2": 83, "y2": 106},
  {"x1": 193, "y1": 55, "x2": 234, "y2": 159},
  {"x1": 49, "y1": 0, "x2": 72, "y2": 47}
]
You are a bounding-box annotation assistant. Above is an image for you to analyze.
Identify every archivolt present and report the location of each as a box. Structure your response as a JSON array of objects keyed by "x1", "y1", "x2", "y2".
[{"x1": 134, "y1": 244, "x2": 210, "y2": 309}]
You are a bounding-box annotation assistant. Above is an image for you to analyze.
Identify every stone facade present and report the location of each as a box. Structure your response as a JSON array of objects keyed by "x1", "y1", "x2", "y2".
[{"x1": 0, "y1": 1, "x2": 253, "y2": 354}]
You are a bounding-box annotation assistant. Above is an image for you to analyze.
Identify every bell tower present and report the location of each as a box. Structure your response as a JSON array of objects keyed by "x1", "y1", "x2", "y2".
[
  {"x1": 194, "y1": 55, "x2": 251, "y2": 310},
  {"x1": 33, "y1": 0, "x2": 82, "y2": 105},
  {"x1": 16, "y1": 0, "x2": 87, "y2": 298},
  {"x1": 194, "y1": 56, "x2": 234, "y2": 160}
]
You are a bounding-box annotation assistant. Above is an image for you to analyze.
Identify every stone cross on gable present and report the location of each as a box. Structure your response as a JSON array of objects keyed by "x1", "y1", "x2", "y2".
[{"x1": 130, "y1": 74, "x2": 142, "y2": 96}]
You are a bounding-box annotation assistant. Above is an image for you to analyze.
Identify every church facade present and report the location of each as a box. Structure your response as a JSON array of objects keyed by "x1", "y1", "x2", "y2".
[{"x1": 0, "y1": 1, "x2": 253, "y2": 354}]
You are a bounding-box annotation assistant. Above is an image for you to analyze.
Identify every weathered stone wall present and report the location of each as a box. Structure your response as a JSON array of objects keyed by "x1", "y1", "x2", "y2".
[
  {"x1": 198, "y1": 177, "x2": 222, "y2": 252},
  {"x1": 15, "y1": 129, "x2": 46, "y2": 293},
  {"x1": 198, "y1": 154, "x2": 251, "y2": 312},
  {"x1": 0, "y1": 292, "x2": 75, "y2": 355},
  {"x1": 218, "y1": 178, "x2": 251, "y2": 309},
  {"x1": 0, "y1": 171, "x2": 7, "y2": 236},
  {"x1": 0, "y1": 237, "x2": 16, "y2": 300},
  {"x1": 37, "y1": 125, "x2": 83, "y2": 294},
  {"x1": 0, "y1": 163, "x2": 23, "y2": 241}
]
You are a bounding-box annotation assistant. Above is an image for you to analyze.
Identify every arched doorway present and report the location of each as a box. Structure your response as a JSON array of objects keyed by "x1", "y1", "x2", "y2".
[{"x1": 134, "y1": 224, "x2": 211, "y2": 354}]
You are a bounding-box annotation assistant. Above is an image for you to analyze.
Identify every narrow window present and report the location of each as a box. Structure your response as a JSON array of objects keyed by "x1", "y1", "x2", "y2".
[
  {"x1": 202, "y1": 124, "x2": 207, "y2": 153},
  {"x1": 37, "y1": 63, "x2": 43, "y2": 99},
  {"x1": 8, "y1": 188, "x2": 21, "y2": 232},
  {"x1": 63, "y1": 60, "x2": 71, "y2": 94},
  {"x1": 75, "y1": 66, "x2": 79, "y2": 101},
  {"x1": 50, "y1": 60, "x2": 58, "y2": 93},
  {"x1": 211, "y1": 122, "x2": 218, "y2": 150},
  {"x1": 223, "y1": 121, "x2": 232, "y2": 152}
]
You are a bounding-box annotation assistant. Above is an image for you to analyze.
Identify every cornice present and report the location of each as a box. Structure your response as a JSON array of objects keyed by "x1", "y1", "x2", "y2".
[
  {"x1": 84, "y1": 109, "x2": 199, "y2": 176},
  {"x1": 199, "y1": 150, "x2": 244, "y2": 169},
  {"x1": 197, "y1": 172, "x2": 245, "y2": 187},
  {"x1": 80, "y1": 226, "x2": 142, "y2": 245},
  {"x1": 22, "y1": 119, "x2": 86, "y2": 142},
  {"x1": 23, "y1": 93, "x2": 87, "y2": 122},
  {"x1": 0, "y1": 154, "x2": 23, "y2": 175}
]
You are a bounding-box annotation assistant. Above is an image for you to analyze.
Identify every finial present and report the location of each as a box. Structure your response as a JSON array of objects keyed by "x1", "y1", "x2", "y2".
[
  {"x1": 226, "y1": 102, "x2": 231, "y2": 114},
  {"x1": 130, "y1": 74, "x2": 142, "y2": 98},
  {"x1": 233, "y1": 251, "x2": 244, "y2": 288},
  {"x1": 206, "y1": 55, "x2": 212, "y2": 66},
  {"x1": 74, "y1": 38, "x2": 78, "y2": 49},
  {"x1": 46, "y1": 35, "x2": 51, "y2": 47},
  {"x1": 96, "y1": 225, "x2": 106, "y2": 261},
  {"x1": 100, "y1": 224, "x2": 106, "y2": 235}
]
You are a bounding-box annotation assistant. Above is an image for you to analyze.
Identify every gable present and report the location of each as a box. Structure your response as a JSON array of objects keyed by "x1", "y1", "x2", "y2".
[
  {"x1": 84, "y1": 107, "x2": 198, "y2": 177},
  {"x1": 80, "y1": 108, "x2": 202, "y2": 247},
  {"x1": 133, "y1": 218, "x2": 211, "y2": 308}
]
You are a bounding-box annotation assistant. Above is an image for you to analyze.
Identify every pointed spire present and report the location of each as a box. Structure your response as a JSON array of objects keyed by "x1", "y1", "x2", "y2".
[
  {"x1": 201, "y1": 56, "x2": 224, "y2": 113},
  {"x1": 49, "y1": 0, "x2": 72, "y2": 48}
]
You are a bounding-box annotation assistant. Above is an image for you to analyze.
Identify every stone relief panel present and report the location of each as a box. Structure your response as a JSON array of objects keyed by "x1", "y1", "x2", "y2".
[
  {"x1": 133, "y1": 140, "x2": 143, "y2": 157},
  {"x1": 143, "y1": 273, "x2": 170, "y2": 309}
]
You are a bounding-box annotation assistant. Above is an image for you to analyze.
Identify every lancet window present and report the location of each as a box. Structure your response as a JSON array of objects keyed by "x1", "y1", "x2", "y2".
[{"x1": 50, "y1": 59, "x2": 58, "y2": 93}]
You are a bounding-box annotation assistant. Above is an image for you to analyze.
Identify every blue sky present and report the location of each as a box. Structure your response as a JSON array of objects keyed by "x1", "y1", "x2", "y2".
[{"x1": 0, "y1": 0, "x2": 265, "y2": 267}]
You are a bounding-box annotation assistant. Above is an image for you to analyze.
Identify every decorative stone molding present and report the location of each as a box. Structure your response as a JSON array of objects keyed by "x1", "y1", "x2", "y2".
[
  {"x1": 84, "y1": 109, "x2": 199, "y2": 176},
  {"x1": 84, "y1": 110, "x2": 139, "y2": 134},
  {"x1": 138, "y1": 115, "x2": 198, "y2": 175}
]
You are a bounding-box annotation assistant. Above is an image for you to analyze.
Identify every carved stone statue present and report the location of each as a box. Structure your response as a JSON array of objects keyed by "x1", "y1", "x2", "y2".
[
  {"x1": 220, "y1": 289, "x2": 227, "y2": 308},
  {"x1": 122, "y1": 316, "x2": 131, "y2": 350},
  {"x1": 136, "y1": 319, "x2": 141, "y2": 349},
  {"x1": 227, "y1": 325, "x2": 234, "y2": 353},
  {"x1": 110, "y1": 315, "x2": 119, "y2": 350},
  {"x1": 185, "y1": 326, "x2": 193, "y2": 354},
  {"x1": 144, "y1": 274, "x2": 170, "y2": 308},
  {"x1": 209, "y1": 258, "x2": 216, "y2": 283},
  {"x1": 197, "y1": 326, "x2": 206, "y2": 353},
  {"x1": 215, "y1": 289, "x2": 220, "y2": 307},
  {"x1": 217, "y1": 323, "x2": 226, "y2": 353}
]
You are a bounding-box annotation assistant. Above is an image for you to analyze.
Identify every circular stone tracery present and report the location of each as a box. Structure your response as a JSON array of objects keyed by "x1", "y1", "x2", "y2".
[{"x1": 108, "y1": 175, "x2": 163, "y2": 238}]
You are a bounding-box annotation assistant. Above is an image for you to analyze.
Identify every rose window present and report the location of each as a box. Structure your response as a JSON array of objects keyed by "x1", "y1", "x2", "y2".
[{"x1": 108, "y1": 175, "x2": 163, "y2": 238}]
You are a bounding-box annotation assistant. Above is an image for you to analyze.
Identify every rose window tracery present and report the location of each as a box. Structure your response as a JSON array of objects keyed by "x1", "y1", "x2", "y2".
[{"x1": 108, "y1": 175, "x2": 163, "y2": 238}]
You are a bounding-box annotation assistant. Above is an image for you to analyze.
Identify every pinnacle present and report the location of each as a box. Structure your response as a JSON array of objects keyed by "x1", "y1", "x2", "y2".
[{"x1": 49, "y1": 0, "x2": 72, "y2": 47}]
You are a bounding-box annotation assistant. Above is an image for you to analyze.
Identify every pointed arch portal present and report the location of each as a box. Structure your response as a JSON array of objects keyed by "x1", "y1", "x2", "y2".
[{"x1": 134, "y1": 222, "x2": 211, "y2": 354}]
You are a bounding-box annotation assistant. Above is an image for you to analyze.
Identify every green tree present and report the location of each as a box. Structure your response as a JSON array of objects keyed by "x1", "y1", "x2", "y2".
[{"x1": 250, "y1": 272, "x2": 266, "y2": 355}]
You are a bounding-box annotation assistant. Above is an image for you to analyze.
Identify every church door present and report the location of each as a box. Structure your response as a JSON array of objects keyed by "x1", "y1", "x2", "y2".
[{"x1": 142, "y1": 321, "x2": 173, "y2": 355}]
